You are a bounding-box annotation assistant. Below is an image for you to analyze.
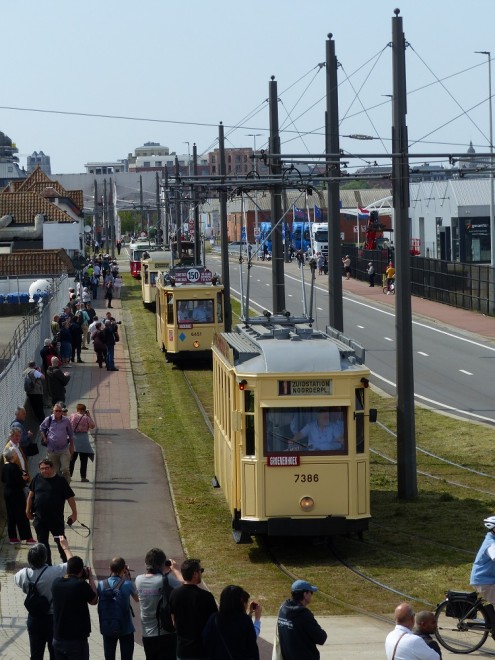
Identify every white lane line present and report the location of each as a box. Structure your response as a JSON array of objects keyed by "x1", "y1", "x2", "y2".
[
  {"x1": 384, "y1": 336, "x2": 393, "y2": 342},
  {"x1": 459, "y1": 369, "x2": 473, "y2": 376},
  {"x1": 317, "y1": 307, "x2": 324, "y2": 311},
  {"x1": 371, "y1": 371, "x2": 495, "y2": 424},
  {"x1": 285, "y1": 273, "x2": 495, "y2": 351},
  {"x1": 357, "y1": 325, "x2": 364, "y2": 329},
  {"x1": 417, "y1": 351, "x2": 429, "y2": 356}
]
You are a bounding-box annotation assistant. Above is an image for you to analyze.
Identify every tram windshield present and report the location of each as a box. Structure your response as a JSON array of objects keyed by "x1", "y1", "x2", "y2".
[
  {"x1": 264, "y1": 406, "x2": 346, "y2": 455},
  {"x1": 177, "y1": 299, "x2": 214, "y2": 323}
]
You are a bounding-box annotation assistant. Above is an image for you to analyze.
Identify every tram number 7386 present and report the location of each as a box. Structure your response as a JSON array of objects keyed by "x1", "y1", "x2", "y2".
[{"x1": 294, "y1": 474, "x2": 319, "y2": 483}]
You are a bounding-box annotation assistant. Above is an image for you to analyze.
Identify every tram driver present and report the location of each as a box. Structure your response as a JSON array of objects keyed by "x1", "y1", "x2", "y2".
[
  {"x1": 289, "y1": 410, "x2": 344, "y2": 451},
  {"x1": 192, "y1": 301, "x2": 213, "y2": 323}
]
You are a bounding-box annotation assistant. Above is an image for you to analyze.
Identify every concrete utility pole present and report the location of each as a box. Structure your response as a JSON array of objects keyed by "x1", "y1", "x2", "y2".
[
  {"x1": 392, "y1": 9, "x2": 417, "y2": 499},
  {"x1": 139, "y1": 175, "x2": 145, "y2": 234},
  {"x1": 174, "y1": 157, "x2": 182, "y2": 260},
  {"x1": 219, "y1": 122, "x2": 232, "y2": 332},
  {"x1": 110, "y1": 178, "x2": 115, "y2": 259},
  {"x1": 103, "y1": 178, "x2": 108, "y2": 253},
  {"x1": 155, "y1": 171, "x2": 162, "y2": 243},
  {"x1": 326, "y1": 33, "x2": 344, "y2": 332},
  {"x1": 164, "y1": 168, "x2": 170, "y2": 246},
  {"x1": 193, "y1": 144, "x2": 201, "y2": 265},
  {"x1": 93, "y1": 179, "x2": 99, "y2": 250},
  {"x1": 269, "y1": 75, "x2": 286, "y2": 313}
]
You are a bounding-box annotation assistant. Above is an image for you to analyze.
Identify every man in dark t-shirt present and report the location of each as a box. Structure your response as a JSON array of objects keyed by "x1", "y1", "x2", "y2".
[
  {"x1": 169, "y1": 559, "x2": 217, "y2": 659},
  {"x1": 26, "y1": 458, "x2": 77, "y2": 565},
  {"x1": 52, "y1": 556, "x2": 98, "y2": 659}
]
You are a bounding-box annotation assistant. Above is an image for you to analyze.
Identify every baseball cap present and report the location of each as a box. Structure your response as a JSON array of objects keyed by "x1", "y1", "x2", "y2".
[{"x1": 291, "y1": 579, "x2": 318, "y2": 593}]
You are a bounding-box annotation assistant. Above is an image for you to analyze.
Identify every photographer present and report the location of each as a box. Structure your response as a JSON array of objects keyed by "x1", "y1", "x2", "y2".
[
  {"x1": 15, "y1": 539, "x2": 73, "y2": 660},
  {"x1": 135, "y1": 547, "x2": 183, "y2": 660},
  {"x1": 97, "y1": 557, "x2": 139, "y2": 660},
  {"x1": 51, "y1": 555, "x2": 98, "y2": 659}
]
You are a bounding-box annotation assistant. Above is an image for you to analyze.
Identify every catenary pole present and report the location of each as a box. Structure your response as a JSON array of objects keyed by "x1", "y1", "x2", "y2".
[
  {"x1": 193, "y1": 143, "x2": 201, "y2": 265},
  {"x1": 175, "y1": 157, "x2": 182, "y2": 261},
  {"x1": 219, "y1": 123, "x2": 232, "y2": 332},
  {"x1": 326, "y1": 33, "x2": 344, "y2": 332},
  {"x1": 392, "y1": 9, "x2": 417, "y2": 499},
  {"x1": 269, "y1": 76, "x2": 286, "y2": 314}
]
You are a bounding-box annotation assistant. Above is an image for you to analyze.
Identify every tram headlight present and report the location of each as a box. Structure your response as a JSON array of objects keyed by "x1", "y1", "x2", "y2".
[
  {"x1": 300, "y1": 496, "x2": 314, "y2": 512},
  {"x1": 193, "y1": 340, "x2": 200, "y2": 348}
]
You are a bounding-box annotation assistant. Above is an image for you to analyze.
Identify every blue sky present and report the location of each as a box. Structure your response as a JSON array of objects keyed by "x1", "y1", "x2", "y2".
[{"x1": 2, "y1": 0, "x2": 494, "y2": 173}]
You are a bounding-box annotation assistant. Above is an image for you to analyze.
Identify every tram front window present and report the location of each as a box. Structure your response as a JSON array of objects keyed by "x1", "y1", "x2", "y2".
[{"x1": 264, "y1": 407, "x2": 346, "y2": 454}]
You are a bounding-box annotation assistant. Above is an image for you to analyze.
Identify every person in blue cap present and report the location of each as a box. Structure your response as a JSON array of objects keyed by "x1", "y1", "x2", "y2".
[{"x1": 275, "y1": 579, "x2": 327, "y2": 660}]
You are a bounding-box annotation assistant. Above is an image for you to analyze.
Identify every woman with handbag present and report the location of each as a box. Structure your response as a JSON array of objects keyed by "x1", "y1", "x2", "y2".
[
  {"x1": 69, "y1": 403, "x2": 96, "y2": 483},
  {"x1": 2, "y1": 445, "x2": 36, "y2": 544}
]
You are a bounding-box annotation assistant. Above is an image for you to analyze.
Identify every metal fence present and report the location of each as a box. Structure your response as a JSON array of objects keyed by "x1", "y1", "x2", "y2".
[
  {"x1": 0, "y1": 275, "x2": 71, "y2": 444},
  {"x1": 342, "y1": 246, "x2": 495, "y2": 315}
]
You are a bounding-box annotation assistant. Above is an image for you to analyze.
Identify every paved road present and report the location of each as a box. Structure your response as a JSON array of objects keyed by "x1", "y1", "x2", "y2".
[{"x1": 221, "y1": 254, "x2": 495, "y2": 424}]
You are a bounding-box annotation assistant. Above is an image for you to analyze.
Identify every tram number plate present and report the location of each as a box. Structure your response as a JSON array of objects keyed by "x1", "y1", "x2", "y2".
[{"x1": 294, "y1": 474, "x2": 319, "y2": 483}]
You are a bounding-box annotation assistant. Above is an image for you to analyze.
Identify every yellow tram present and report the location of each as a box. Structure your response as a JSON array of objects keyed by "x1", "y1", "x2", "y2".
[
  {"x1": 141, "y1": 250, "x2": 173, "y2": 308},
  {"x1": 212, "y1": 316, "x2": 376, "y2": 542},
  {"x1": 155, "y1": 265, "x2": 224, "y2": 361}
]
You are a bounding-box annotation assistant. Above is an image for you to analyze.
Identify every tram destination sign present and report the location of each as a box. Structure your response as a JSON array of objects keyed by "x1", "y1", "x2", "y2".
[
  {"x1": 267, "y1": 454, "x2": 300, "y2": 467},
  {"x1": 278, "y1": 379, "x2": 332, "y2": 396},
  {"x1": 172, "y1": 267, "x2": 213, "y2": 284}
]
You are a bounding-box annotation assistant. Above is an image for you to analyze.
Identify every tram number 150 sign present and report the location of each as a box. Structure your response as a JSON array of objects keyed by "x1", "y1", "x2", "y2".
[{"x1": 187, "y1": 268, "x2": 201, "y2": 283}]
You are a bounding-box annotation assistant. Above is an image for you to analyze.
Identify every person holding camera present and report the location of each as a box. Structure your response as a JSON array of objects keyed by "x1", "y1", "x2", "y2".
[
  {"x1": 168, "y1": 559, "x2": 218, "y2": 660},
  {"x1": 26, "y1": 458, "x2": 77, "y2": 565},
  {"x1": 69, "y1": 403, "x2": 96, "y2": 483},
  {"x1": 15, "y1": 539, "x2": 73, "y2": 660},
  {"x1": 98, "y1": 557, "x2": 139, "y2": 660},
  {"x1": 203, "y1": 585, "x2": 261, "y2": 660},
  {"x1": 135, "y1": 548, "x2": 183, "y2": 660},
  {"x1": 51, "y1": 556, "x2": 98, "y2": 659}
]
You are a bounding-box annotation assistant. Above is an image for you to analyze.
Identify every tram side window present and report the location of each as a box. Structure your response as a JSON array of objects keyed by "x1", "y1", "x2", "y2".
[
  {"x1": 167, "y1": 293, "x2": 174, "y2": 324},
  {"x1": 143, "y1": 266, "x2": 149, "y2": 284},
  {"x1": 264, "y1": 406, "x2": 347, "y2": 455},
  {"x1": 150, "y1": 272, "x2": 157, "y2": 286},
  {"x1": 355, "y1": 388, "x2": 365, "y2": 454},
  {"x1": 216, "y1": 292, "x2": 223, "y2": 323},
  {"x1": 244, "y1": 390, "x2": 255, "y2": 455}
]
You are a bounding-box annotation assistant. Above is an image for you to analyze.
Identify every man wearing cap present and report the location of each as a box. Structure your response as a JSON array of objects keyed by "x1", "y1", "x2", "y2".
[
  {"x1": 276, "y1": 579, "x2": 327, "y2": 660},
  {"x1": 367, "y1": 261, "x2": 375, "y2": 287}
]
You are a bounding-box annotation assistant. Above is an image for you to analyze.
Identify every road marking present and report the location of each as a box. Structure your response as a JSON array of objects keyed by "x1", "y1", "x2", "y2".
[
  {"x1": 317, "y1": 307, "x2": 323, "y2": 311},
  {"x1": 459, "y1": 369, "x2": 473, "y2": 375},
  {"x1": 357, "y1": 325, "x2": 364, "y2": 329},
  {"x1": 384, "y1": 336, "x2": 393, "y2": 342},
  {"x1": 284, "y1": 272, "x2": 495, "y2": 352},
  {"x1": 371, "y1": 371, "x2": 495, "y2": 424},
  {"x1": 417, "y1": 351, "x2": 429, "y2": 356}
]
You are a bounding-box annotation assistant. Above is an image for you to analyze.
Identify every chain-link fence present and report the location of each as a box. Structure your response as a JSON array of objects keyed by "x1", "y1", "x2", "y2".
[{"x1": 0, "y1": 275, "x2": 71, "y2": 443}]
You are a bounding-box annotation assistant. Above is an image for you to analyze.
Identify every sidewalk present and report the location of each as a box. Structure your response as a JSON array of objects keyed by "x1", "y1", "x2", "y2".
[{"x1": 0, "y1": 263, "x2": 479, "y2": 659}]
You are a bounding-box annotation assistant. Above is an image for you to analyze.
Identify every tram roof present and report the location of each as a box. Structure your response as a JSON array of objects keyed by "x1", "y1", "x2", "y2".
[{"x1": 223, "y1": 324, "x2": 365, "y2": 373}]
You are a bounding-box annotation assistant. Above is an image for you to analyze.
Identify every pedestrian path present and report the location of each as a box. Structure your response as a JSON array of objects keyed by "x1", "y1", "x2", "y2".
[{"x1": 0, "y1": 265, "x2": 479, "y2": 659}]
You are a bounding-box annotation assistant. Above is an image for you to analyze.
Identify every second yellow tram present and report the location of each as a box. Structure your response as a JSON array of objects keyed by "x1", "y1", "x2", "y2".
[
  {"x1": 155, "y1": 265, "x2": 224, "y2": 362},
  {"x1": 212, "y1": 316, "x2": 376, "y2": 542},
  {"x1": 141, "y1": 250, "x2": 173, "y2": 308}
]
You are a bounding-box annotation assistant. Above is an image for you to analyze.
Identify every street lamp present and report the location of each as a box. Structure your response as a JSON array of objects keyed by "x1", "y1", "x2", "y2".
[
  {"x1": 246, "y1": 133, "x2": 262, "y2": 253},
  {"x1": 183, "y1": 141, "x2": 191, "y2": 176},
  {"x1": 475, "y1": 51, "x2": 495, "y2": 312}
]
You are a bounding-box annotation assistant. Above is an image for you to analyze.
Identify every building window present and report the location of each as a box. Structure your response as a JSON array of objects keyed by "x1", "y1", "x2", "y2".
[
  {"x1": 143, "y1": 161, "x2": 151, "y2": 168},
  {"x1": 155, "y1": 161, "x2": 162, "y2": 167}
]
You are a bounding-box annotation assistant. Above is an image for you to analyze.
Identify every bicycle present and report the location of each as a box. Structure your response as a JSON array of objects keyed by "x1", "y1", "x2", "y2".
[
  {"x1": 383, "y1": 279, "x2": 395, "y2": 295},
  {"x1": 435, "y1": 589, "x2": 495, "y2": 653}
]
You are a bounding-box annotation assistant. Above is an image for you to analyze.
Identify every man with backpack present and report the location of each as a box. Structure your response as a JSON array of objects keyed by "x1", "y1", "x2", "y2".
[
  {"x1": 23, "y1": 361, "x2": 46, "y2": 423},
  {"x1": 135, "y1": 547, "x2": 183, "y2": 660},
  {"x1": 15, "y1": 539, "x2": 73, "y2": 660},
  {"x1": 97, "y1": 556, "x2": 139, "y2": 660}
]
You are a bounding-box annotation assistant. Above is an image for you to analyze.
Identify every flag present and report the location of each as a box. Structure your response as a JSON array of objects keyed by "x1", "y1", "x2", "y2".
[
  {"x1": 314, "y1": 204, "x2": 321, "y2": 220},
  {"x1": 293, "y1": 206, "x2": 306, "y2": 220},
  {"x1": 358, "y1": 206, "x2": 370, "y2": 219}
]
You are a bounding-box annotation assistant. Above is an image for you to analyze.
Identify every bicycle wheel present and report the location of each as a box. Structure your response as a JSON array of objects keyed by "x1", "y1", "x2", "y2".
[
  {"x1": 383, "y1": 286, "x2": 389, "y2": 294},
  {"x1": 435, "y1": 598, "x2": 490, "y2": 653}
]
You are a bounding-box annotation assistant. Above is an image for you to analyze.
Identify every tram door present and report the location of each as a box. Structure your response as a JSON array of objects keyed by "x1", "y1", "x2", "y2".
[{"x1": 239, "y1": 388, "x2": 257, "y2": 518}]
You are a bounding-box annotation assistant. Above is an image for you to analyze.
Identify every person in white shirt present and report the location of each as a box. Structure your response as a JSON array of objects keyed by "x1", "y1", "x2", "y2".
[{"x1": 385, "y1": 603, "x2": 440, "y2": 659}]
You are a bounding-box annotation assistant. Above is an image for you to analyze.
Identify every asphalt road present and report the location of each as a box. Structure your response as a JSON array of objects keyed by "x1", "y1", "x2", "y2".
[{"x1": 218, "y1": 255, "x2": 495, "y2": 426}]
